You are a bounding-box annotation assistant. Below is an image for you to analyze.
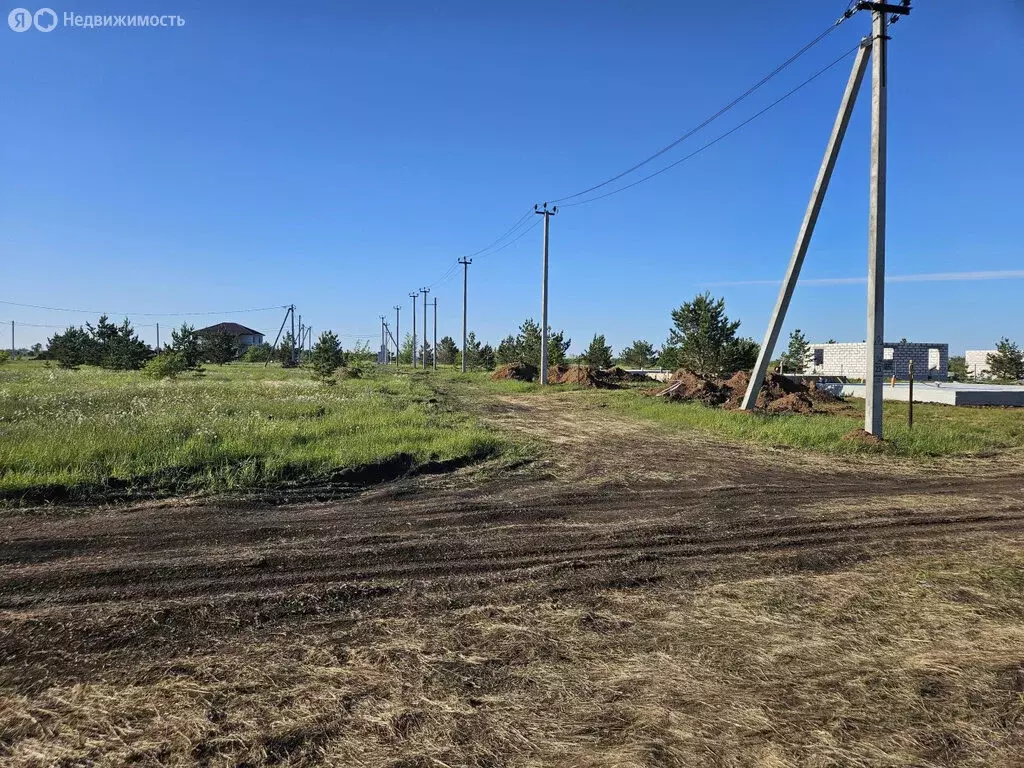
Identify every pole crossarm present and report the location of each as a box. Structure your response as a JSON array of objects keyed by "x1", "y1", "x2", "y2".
[{"x1": 855, "y1": 2, "x2": 910, "y2": 15}]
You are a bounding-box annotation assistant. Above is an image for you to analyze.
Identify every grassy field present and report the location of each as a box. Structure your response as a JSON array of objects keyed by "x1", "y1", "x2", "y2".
[
  {"x1": 443, "y1": 372, "x2": 1024, "y2": 458},
  {"x1": 0, "y1": 361, "x2": 504, "y2": 501}
]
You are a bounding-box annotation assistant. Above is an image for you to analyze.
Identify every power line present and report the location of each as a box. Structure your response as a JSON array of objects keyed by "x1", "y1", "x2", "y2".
[
  {"x1": 0, "y1": 299, "x2": 286, "y2": 317},
  {"x1": 423, "y1": 207, "x2": 538, "y2": 289},
  {"x1": 547, "y1": 10, "x2": 856, "y2": 205},
  {"x1": 560, "y1": 43, "x2": 864, "y2": 208}
]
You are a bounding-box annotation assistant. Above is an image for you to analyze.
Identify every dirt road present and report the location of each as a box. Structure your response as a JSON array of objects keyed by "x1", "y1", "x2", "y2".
[{"x1": 2, "y1": 392, "x2": 1023, "y2": 766}]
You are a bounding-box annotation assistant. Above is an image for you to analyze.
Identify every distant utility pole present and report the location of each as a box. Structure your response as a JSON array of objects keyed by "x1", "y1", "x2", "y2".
[
  {"x1": 432, "y1": 297, "x2": 438, "y2": 370},
  {"x1": 297, "y1": 314, "x2": 303, "y2": 358},
  {"x1": 420, "y1": 287, "x2": 430, "y2": 371},
  {"x1": 459, "y1": 258, "x2": 472, "y2": 373},
  {"x1": 290, "y1": 306, "x2": 297, "y2": 365},
  {"x1": 535, "y1": 203, "x2": 557, "y2": 385},
  {"x1": 740, "y1": 0, "x2": 908, "y2": 440},
  {"x1": 266, "y1": 304, "x2": 295, "y2": 368},
  {"x1": 10, "y1": 321, "x2": 14, "y2": 357},
  {"x1": 156, "y1": 322, "x2": 160, "y2": 350},
  {"x1": 409, "y1": 293, "x2": 418, "y2": 367},
  {"x1": 380, "y1": 315, "x2": 387, "y2": 364},
  {"x1": 393, "y1": 305, "x2": 401, "y2": 368}
]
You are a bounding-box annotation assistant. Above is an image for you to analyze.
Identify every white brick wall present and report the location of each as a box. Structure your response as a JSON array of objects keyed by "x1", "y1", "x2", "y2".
[
  {"x1": 806, "y1": 342, "x2": 948, "y2": 380},
  {"x1": 965, "y1": 350, "x2": 996, "y2": 379}
]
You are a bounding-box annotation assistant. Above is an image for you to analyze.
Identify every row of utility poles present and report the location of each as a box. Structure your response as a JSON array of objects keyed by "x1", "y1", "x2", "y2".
[{"x1": 371, "y1": 3, "x2": 905, "y2": 438}]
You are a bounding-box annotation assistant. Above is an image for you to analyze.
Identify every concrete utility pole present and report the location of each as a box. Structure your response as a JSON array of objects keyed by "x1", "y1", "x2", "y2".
[
  {"x1": 535, "y1": 203, "x2": 558, "y2": 385},
  {"x1": 156, "y1": 322, "x2": 160, "y2": 350},
  {"x1": 864, "y1": 4, "x2": 891, "y2": 437},
  {"x1": 740, "y1": 40, "x2": 872, "y2": 411},
  {"x1": 380, "y1": 315, "x2": 387, "y2": 364},
  {"x1": 409, "y1": 293, "x2": 418, "y2": 367},
  {"x1": 10, "y1": 321, "x2": 14, "y2": 357},
  {"x1": 742, "y1": 0, "x2": 908, "y2": 436},
  {"x1": 432, "y1": 297, "x2": 438, "y2": 370},
  {"x1": 459, "y1": 257, "x2": 472, "y2": 372},
  {"x1": 420, "y1": 287, "x2": 430, "y2": 371},
  {"x1": 290, "y1": 306, "x2": 297, "y2": 365},
  {"x1": 393, "y1": 305, "x2": 401, "y2": 368}
]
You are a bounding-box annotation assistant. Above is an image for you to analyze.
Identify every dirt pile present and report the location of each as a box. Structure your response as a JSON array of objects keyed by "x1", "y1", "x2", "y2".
[
  {"x1": 549, "y1": 365, "x2": 620, "y2": 388},
  {"x1": 656, "y1": 369, "x2": 839, "y2": 414},
  {"x1": 842, "y1": 428, "x2": 885, "y2": 446},
  {"x1": 604, "y1": 367, "x2": 654, "y2": 383},
  {"x1": 491, "y1": 362, "x2": 538, "y2": 382}
]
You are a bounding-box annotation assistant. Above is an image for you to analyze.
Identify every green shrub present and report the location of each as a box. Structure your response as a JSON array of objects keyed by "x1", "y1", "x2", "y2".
[{"x1": 143, "y1": 351, "x2": 187, "y2": 379}]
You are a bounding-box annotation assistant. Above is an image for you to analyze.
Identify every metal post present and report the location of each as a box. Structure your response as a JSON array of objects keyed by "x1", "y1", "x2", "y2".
[
  {"x1": 420, "y1": 288, "x2": 430, "y2": 371},
  {"x1": 535, "y1": 203, "x2": 557, "y2": 384},
  {"x1": 740, "y1": 41, "x2": 871, "y2": 410},
  {"x1": 865, "y1": 8, "x2": 888, "y2": 437},
  {"x1": 907, "y1": 358, "x2": 914, "y2": 429},
  {"x1": 459, "y1": 258, "x2": 471, "y2": 372},
  {"x1": 432, "y1": 297, "x2": 437, "y2": 370},
  {"x1": 394, "y1": 305, "x2": 401, "y2": 368},
  {"x1": 409, "y1": 293, "x2": 418, "y2": 367}
]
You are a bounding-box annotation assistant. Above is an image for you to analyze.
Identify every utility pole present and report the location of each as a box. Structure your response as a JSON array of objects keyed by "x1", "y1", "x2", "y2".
[
  {"x1": 380, "y1": 315, "x2": 387, "y2": 364},
  {"x1": 459, "y1": 258, "x2": 472, "y2": 373},
  {"x1": 420, "y1": 287, "x2": 430, "y2": 371},
  {"x1": 10, "y1": 321, "x2": 14, "y2": 357},
  {"x1": 432, "y1": 297, "x2": 437, "y2": 370},
  {"x1": 156, "y1": 322, "x2": 160, "y2": 350},
  {"x1": 409, "y1": 293, "x2": 418, "y2": 367},
  {"x1": 535, "y1": 203, "x2": 557, "y2": 385},
  {"x1": 290, "y1": 305, "x2": 297, "y2": 365},
  {"x1": 740, "y1": 40, "x2": 871, "y2": 410},
  {"x1": 864, "y1": 2, "x2": 893, "y2": 437},
  {"x1": 394, "y1": 305, "x2": 401, "y2": 368}
]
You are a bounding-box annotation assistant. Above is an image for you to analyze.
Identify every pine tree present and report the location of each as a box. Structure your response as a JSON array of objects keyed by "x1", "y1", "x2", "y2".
[
  {"x1": 663, "y1": 293, "x2": 746, "y2": 378},
  {"x1": 987, "y1": 338, "x2": 1024, "y2": 381},
  {"x1": 201, "y1": 332, "x2": 239, "y2": 365},
  {"x1": 581, "y1": 334, "x2": 613, "y2": 368},
  {"x1": 47, "y1": 326, "x2": 94, "y2": 369},
  {"x1": 620, "y1": 339, "x2": 657, "y2": 368},
  {"x1": 310, "y1": 331, "x2": 344, "y2": 382},
  {"x1": 171, "y1": 324, "x2": 202, "y2": 370},
  {"x1": 436, "y1": 336, "x2": 459, "y2": 366},
  {"x1": 781, "y1": 329, "x2": 810, "y2": 374}
]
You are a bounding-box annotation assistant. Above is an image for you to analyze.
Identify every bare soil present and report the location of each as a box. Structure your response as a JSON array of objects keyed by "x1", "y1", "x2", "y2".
[{"x1": 2, "y1": 391, "x2": 1023, "y2": 766}]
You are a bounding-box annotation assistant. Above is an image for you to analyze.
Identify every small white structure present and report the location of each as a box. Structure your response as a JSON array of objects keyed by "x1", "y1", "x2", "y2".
[
  {"x1": 964, "y1": 350, "x2": 996, "y2": 379},
  {"x1": 805, "y1": 341, "x2": 948, "y2": 381}
]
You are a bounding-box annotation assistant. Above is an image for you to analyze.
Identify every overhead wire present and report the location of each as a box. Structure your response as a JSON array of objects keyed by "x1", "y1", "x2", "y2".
[
  {"x1": 547, "y1": 10, "x2": 856, "y2": 205},
  {"x1": 0, "y1": 299, "x2": 287, "y2": 317},
  {"x1": 559, "y1": 42, "x2": 865, "y2": 208}
]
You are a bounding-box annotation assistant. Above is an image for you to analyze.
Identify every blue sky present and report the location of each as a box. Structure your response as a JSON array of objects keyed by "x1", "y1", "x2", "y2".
[{"x1": 2, "y1": 0, "x2": 1022, "y2": 355}]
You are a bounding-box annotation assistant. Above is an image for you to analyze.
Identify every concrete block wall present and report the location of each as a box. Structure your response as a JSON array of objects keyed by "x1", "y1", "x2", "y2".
[
  {"x1": 806, "y1": 342, "x2": 948, "y2": 380},
  {"x1": 965, "y1": 350, "x2": 996, "y2": 379}
]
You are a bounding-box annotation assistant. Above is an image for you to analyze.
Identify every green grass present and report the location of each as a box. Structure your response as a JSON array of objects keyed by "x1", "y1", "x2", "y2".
[
  {"x1": 590, "y1": 389, "x2": 1024, "y2": 458},
  {"x1": 0, "y1": 361, "x2": 504, "y2": 500}
]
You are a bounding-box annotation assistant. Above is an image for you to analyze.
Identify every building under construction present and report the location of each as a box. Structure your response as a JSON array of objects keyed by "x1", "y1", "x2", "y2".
[{"x1": 805, "y1": 341, "x2": 948, "y2": 381}]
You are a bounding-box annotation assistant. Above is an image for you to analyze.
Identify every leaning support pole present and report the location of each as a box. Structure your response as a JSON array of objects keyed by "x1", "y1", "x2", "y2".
[
  {"x1": 740, "y1": 40, "x2": 871, "y2": 410},
  {"x1": 864, "y1": 9, "x2": 888, "y2": 436}
]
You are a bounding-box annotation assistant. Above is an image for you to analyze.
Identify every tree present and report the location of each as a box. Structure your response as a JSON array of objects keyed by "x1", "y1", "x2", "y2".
[
  {"x1": 662, "y1": 293, "x2": 747, "y2": 378},
  {"x1": 987, "y1": 338, "x2": 1024, "y2": 381},
  {"x1": 398, "y1": 333, "x2": 415, "y2": 364},
  {"x1": 723, "y1": 337, "x2": 760, "y2": 374},
  {"x1": 241, "y1": 342, "x2": 273, "y2": 363},
  {"x1": 494, "y1": 319, "x2": 570, "y2": 368},
  {"x1": 620, "y1": 339, "x2": 657, "y2": 368},
  {"x1": 85, "y1": 315, "x2": 149, "y2": 370},
  {"x1": 171, "y1": 324, "x2": 202, "y2": 371},
  {"x1": 581, "y1": 334, "x2": 613, "y2": 368},
  {"x1": 478, "y1": 343, "x2": 496, "y2": 370},
  {"x1": 277, "y1": 332, "x2": 297, "y2": 367},
  {"x1": 948, "y1": 355, "x2": 968, "y2": 382},
  {"x1": 47, "y1": 326, "x2": 94, "y2": 369},
  {"x1": 143, "y1": 351, "x2": 187, "y2": 379},
  {"x1": 781, "y1": 328, "x2": 810, "y2": 374},
  {"x1": 310, "y1": 331, "x2": 344, "y2": 382},
  {"x1": 200, "y1": 332, "x2": 240, "y2": 365},
  {"x1": 436, "y1": 335, "x2": 459, "y2": 366},
  {"x1": 0, "y1": 351, "x2": 9, "y2": 366},
  {"x1": 30, "y1": 343, "x2": 42, "y2": 357}
]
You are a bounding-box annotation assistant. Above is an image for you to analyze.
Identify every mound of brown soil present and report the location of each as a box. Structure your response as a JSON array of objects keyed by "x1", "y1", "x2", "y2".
[
  {"x1": 551, "y1": 365, "x2": 620, "y2": 389},
  {"x1": 766, "y1": 392, "x2": 815, "y2": 414},
  {"x1": 659, "y1": 370, "x2": 726, "y2": 405},
  {"x1": 841, "y1": 428, "x2": 885, "y2": 446},
  {"x1": 491, "y1": 362, "x2": 538, "y2": 382}
]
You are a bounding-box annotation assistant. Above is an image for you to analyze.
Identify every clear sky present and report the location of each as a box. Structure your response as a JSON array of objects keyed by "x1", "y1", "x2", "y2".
[{"x1": 2, "y1": 0, "x2": 1022, "y2": 355}]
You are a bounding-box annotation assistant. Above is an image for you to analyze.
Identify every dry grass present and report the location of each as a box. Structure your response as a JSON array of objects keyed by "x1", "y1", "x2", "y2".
[{"x1": 4, "y1": 539, "x2": 1023, "y2": 767}]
